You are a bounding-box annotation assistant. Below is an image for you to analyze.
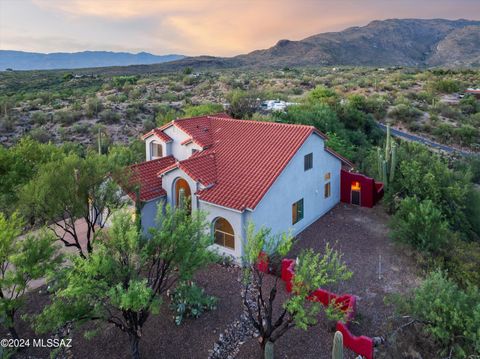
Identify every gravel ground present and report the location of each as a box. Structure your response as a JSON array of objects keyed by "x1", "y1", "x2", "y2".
[
  {"x1": 1, "y1": 203, "x2": 421, "y2": 359},
  {"x1": 238, "y1": 203, "x2": 421, "y2": 359}
]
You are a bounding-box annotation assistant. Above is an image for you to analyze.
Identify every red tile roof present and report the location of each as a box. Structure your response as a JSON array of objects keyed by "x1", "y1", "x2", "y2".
[
  {"x1": 126, "y1": 156, "x2": 176, "y2": 202},
  {"x1": 178, "y1": 151, "x2": 217, "y2": 186},
  {"x1": 140, "y1": 114, "x2": 349, "y2": 211},
  {"x1": 141, "y1": 128, "x2": 173, "y2": 143}
]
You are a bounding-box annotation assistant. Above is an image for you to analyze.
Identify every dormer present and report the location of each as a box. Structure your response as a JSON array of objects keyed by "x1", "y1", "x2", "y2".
[{"x1": 142, "y1": 129, "x2": 173, "y2": 161}]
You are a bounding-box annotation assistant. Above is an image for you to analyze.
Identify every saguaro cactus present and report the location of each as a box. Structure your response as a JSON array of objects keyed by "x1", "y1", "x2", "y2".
[
  {"x1": 377, "y1": 124, "x2": 397, "y2": 188},
  {"x1": 332, "y1": 331, "x2": 344, "y2": 359}
]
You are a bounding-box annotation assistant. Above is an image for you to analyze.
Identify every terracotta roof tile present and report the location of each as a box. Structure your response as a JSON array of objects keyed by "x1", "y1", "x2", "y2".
[
  {"x1": 140, "y1": 114, "x2": 347, "y2": 211},
  {"x1": 126, "y1": 156, "x2": 176, "y2": 202},
  {"x1": 141, "y1": 128, "x2": 173, "y2": 143}
]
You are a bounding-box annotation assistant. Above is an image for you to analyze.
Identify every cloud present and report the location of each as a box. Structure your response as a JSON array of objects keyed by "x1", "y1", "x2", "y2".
[{"x1": 3, "y1": 0, "x2": 480, "y2": 56}]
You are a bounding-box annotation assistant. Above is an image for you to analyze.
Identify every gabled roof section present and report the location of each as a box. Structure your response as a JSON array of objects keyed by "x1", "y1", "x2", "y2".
[
  {"x1": 141, "y1": 128, "x2": 173, "y2": 143},
  {"x1": 179, "y1": 151, "x2": 217, "y2": 187},
  {"x1": 126, "y1": 156, "x2": 176, "y2": 202}
]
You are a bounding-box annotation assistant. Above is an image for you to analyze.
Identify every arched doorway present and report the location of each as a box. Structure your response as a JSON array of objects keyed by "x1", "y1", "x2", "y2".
[
  {"x1": 213, "y1": 217, "x2": 235, "y2": 250},
  {"x1": 174, "y1": 178, "x2": 191, "y2": 211},
  {"x1": 351, "y1": 181, "x2": 361, "y2": 206}
]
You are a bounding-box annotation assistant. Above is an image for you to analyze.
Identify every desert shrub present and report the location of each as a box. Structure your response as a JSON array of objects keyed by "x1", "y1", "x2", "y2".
[
  {"x1": 430, "y1": 79, "x2": 460, "y2": 93},
  {"x1": 183, "y1": 103, "x2": 223, "y2": 117},
  {"x1": 111, "y1": 75, "x2": 138, "y2": 88},
  {"x1": 85, "y1": 97, "x2": 103, "y2": 118},
  {"x1": 28, "y1": 128, "x2": 51, "y2": 143},
  {"x1": 454, "y1": 124, "x2": 478, "y2": 146},
  {"x1": 390, "y1": 196, "x2": 450, "y2": 254},
  {"x1": 0, "y1": 116, "x2": 16, "y2": 131},
  {"x1": 388, "y1": 104, "x2": 422, "y2": 123},
  {"x1": 443, "y1": 239, "x2": 480, "y2": 287},
  {"x1": 168, "y1": 281, "x2": 217, "y2": 325},
  {"x1": 72, "y1": 123, "x2": 89, "y2": 135},
  {"x1": 459, "y1": 94, "x2": 479, "y2": 115},
  {"x1": 98, "y1": 109, "x2": 120, "y2": 123},
  {"x1": 226, "y1": 89, "x2": 260, "y2": 119},
  {"x1": 142, "y1": 118, "x2": 156, "y2": 132},
  {"x1": 53, "y1": 110, "x2": 81, "y2": 125},
  {"x1": 395, "y1": 271, "x2": 480, "y2": 357},
  {"x1": 30, "y1": 111, "x2": 48, "y2": 125}
]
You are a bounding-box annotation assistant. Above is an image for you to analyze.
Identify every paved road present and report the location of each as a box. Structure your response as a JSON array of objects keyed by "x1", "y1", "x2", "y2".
[{"x1": 376, "y1": 122, "x2": 474, "y2": 157}]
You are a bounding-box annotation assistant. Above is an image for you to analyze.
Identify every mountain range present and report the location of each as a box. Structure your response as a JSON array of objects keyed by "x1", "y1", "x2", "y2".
[
  {"x1": 0, "y1": 51, "x2": 184, "y2": 71},
  {"x1": 1, "y1": 19, "x2": 479, "y2": 71}
]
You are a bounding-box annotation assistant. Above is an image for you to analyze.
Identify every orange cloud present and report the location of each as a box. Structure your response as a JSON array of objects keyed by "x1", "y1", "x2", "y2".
[{"x1": 5, "y1": 0, "x2": 480, "y2": 56}]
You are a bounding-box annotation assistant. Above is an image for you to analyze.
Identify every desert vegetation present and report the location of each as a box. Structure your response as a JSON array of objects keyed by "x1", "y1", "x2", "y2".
[{"x1": 0, "y1": 65, "x2": 479, "y2": 358}]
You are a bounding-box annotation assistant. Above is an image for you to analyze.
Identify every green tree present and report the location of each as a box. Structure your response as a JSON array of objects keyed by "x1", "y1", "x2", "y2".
[
  {"x1": 0, "y1": 137, "x2": 64, "y2": 214},
  {"x1": 20, "y1": 153, "x2": 124, "y2": 258},
  {"x1": 326, "y1": 132, "x2": 356, "y2": 159},
  {"x1": 183, "y1": 103, "x2": 223, "y2": 117},
  {"x1": 306, "y1": 85, "x2": 339, "y2": 108},
  {"x1": 242, "y1": 223, "x2": 351, "y2": 357},
  {"x1": 390, "y1": 197, "x2": 450, "y2": 254},
  {"x1": 36, "y1": 206, "x2": 214, "y2": 359},
  {"x1": 0, "y1": 212, "x2": 61, "y2": 340},
  {"x1": 395, "y1": 271, "x2": 480, "y2": 357},
  {"x1": 226, "y1": 90, "x2": 259, "y2": 119}
]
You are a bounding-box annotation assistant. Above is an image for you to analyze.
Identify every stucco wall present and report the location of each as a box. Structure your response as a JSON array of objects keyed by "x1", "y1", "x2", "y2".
[
  {"x1": 145, "y1": 136, "x2": 168, "y2": 161},
  {"x1": 140, "y1": 197, "x2": 163, "y2": 235},
  {"x1": 250, "y1": 133, "x2": 341, "y2": 238},
  {"x1": 163, "y1": 125, "x2": 201, "y2": 161},
  {"x1": 199, "y1": 200, "x2": 246, "y2": 260}
]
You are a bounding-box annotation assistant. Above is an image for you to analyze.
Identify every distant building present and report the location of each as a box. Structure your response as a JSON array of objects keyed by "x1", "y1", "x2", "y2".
[
  {"x1": 260, "y1": 99, "x2": 297, "y2": 112},
  {"x1": 465, "y1": 88, "x2": 480, "y2": 99}
]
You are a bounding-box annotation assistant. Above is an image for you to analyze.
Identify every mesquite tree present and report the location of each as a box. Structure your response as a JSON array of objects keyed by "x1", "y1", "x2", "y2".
[
  {"x1": 0, "y1": 212, "x2": 62, "y2": 340},
  {"x1": 35, "y1": 205, "x2": 215, "y2": 359},
  {"x1": 242, "y1": 223, "x2": 352, "y2": 358},
  {"x1": 20, "y1": 153, "x2": 125, "y2": 258}
]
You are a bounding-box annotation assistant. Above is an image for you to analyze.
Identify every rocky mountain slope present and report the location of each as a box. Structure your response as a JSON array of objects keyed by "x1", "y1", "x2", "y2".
[{"x1": 144, "y1": 18, "x2": 479, "y2": 72}]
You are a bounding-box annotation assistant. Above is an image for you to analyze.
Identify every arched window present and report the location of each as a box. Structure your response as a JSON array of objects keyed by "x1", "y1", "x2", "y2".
[
  {"x1": 213, "y1": 217, "x2": 235, "y2": 250},
  {"x1": 174, "y1": 178, "x2": 191, "y2": 211}
]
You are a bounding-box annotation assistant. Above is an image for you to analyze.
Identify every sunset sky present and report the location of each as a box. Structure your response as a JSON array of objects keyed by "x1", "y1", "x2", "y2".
[{"x1": 1, "y1": 0, "x2": 479, "y2": 57}]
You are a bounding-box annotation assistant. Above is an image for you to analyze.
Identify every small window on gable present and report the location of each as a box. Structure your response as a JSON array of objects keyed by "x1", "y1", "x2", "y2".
[
  {"x1": 192, "y1": 149, "x2": 198, "y2": 155},
  {"x1": 292, "y1": 198, "x2": 304, "y2": 225},
  {"x1": 151, "y1": 142, "x2": 163, "y2": 158},
  {"x1": 304, "y1": 153, "x2": 313, "y2": 171}
]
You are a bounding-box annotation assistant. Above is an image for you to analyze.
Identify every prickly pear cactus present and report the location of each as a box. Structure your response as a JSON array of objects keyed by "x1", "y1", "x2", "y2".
[{"x1": 332, "y1": 331, "x2": 343, "y2": 359}]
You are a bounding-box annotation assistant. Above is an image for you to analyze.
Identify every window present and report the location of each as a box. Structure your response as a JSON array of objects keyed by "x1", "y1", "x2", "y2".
[
  {"x1": 304, "y1": 153, "x2": 313, "y2": 171},
  {"x1": 192, "y1": 149, "x2": 198, "y2": 155},
  {"x1": 324, "y1": 172, "x2": 331, "y2": 198},
  {"x1": 292, "y1": 199, "x2": 304, "y2": 224},
  {"x1": 324, "y1": 182, "x2": 331, "y2": 198},
  {"x1": 151, "y1": 142, "x2": 163, "y2": 158},
  {"x1": 213, "y1": 218, "x2": 235, "y2": 249}
]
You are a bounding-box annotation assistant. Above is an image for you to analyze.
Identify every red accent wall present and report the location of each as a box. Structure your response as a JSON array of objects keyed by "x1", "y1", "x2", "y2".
[{"x1": 340, "y1": 170, "x2": 384, "y2": 208}]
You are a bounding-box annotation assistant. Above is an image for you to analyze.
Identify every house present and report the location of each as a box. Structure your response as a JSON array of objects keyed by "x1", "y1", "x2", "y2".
[{"x1": 126, "y1": 113, "x2": 374, "y2": 260}]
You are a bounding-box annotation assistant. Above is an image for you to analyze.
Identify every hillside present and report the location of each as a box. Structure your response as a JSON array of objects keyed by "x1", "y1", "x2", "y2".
[
  {"x1": 126, "y1": 18, "x2": 480, "y2": 73},
  {"x1": 0, "y1": 50, "x2": 185, "y2": 71}
]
